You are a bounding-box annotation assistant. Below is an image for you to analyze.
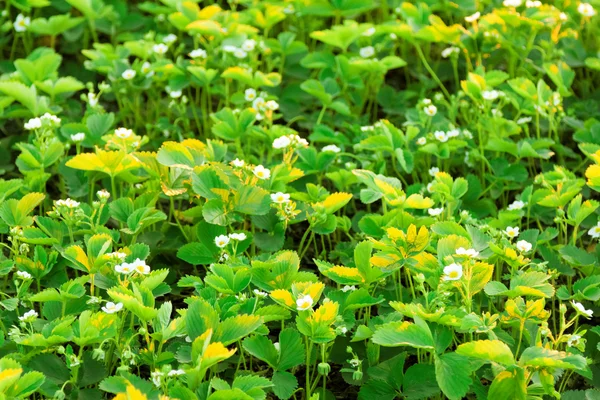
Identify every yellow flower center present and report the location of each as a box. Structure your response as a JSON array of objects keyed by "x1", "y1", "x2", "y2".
[{"x1": 449, "y1": 271, "x2": 459, "y2": 279}]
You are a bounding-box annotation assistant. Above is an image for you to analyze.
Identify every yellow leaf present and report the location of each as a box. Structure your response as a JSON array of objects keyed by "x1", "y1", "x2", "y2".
[
  {"x1": 318, "y1": 192, "x2": 353, "y2": 214},
  {"x1": 270, "y1": 289, "x2": 295, "y2": 307}
]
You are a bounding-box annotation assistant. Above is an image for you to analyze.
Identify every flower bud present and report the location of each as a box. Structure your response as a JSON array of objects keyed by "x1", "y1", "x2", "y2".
[
  {"x1": 317, "y1": 362, "x2": 331, "y2": 376},
  {"x1": 352, "y1": 370, "x2": 363, "y2": 380}
]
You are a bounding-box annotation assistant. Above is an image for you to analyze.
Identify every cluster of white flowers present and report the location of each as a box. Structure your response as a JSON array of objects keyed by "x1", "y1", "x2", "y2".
[
  {"x1": 272, "y1": 134, "x2": 309, "y2": 150},
  {"x1": 114, "y1": 258, "x2": 150, "y2": 275},
  {"x1": 16, "y1": 270, "x2": 32, "y2": 280},
  {"x1": 13, "y1": 14, "x2": 30, "y2": 32},
  {"x1": 525, "y1": 0, "x2": 541, "y2": 7},
  {"x1": 97, "y1": 189, "x2": 111, "y2": 200},
  {"x1": 433, "y1": 128, "x2": 461, "y2": 142},
  {"x1": 55, "y1": 198, "x2": 81, "y2": 209},
  {"x1": 322, "y1": 144, "x2": 341, "y2": 153},
  {"x1": 482, "y1": 90, "x2": 502, "y2": 101},
  {"x1": 223, "y1": 39, "x2": 256, "y2": 59},
  {"x1": 503, "y1": 0, "x2": 522, "y2": 7},
  {"x1": 24, "y1": 113, "x2": 61, "y2": 130},
  {"x1": 214, "y1": 232, "x2": 246, "y2": 248},
  {"x1": 428, "y1": 207, "x2": 443, "y2": 216},
  {"x1": 19, "y1": 309, "x2": 38, "y2": 322}
]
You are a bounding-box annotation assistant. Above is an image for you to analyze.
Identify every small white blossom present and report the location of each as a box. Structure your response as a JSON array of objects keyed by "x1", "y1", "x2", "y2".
[
  {"x1": 572, "y1": 301, "x2": 593, "y2": 318},
  {"x1": 55, "y1": 198, "x2": 80, "y2": 208},
  {"x1": 504, "y1": 226, "x2": 519, "y2": 239},
  {"x1": 16, "y1": 271, "x2": 32, "y2": 280},
  {"x1": 189, "y1": 48, "x2": 207, "y2": 59},
  {"x1": 153, "y1": 43, "x2": 169, "y2": 55},
  {"x1": 441, "y1": 46, "x2": 460, "y2": 58},
  {"x1": 114, "y1": 127, "x2": 133, "y2": 139},
  {"x1": 271, "y1": 192, "x2": 291, "y2": 204},
  {"x1": 517, "y1": 116, "x2": 532, "y2": 125},
  {"x1": 417, "y1": 137, "x2": 427, "y2": 145},
  {"x1": 359, "y1": 46, "x2": 375, "y2": 58},
  {"x1": 233, "y1": 49, "x2": 247, "y2": 59},
  {"x1": 443, "y1": 263, "x2": 463, "y2": 281},
  {"x1": 322, "y1": 144, "x2": 341, "y2": 153},
  {"x1": 163, "y1": 33, "x2": 177, "y2": 44},
  {"x1": 71, "y1": 132, "x2": 85, "y2": 142},
  {"x1": 215, "y1": 235, "x2": 230, "y2": 248},
  {"x1": 14, "y1": 14, "x2": 30, "y2": 32},
  {"x1": 122, "y1": 69, "x2": 136, "y2": 80},
  {"x1": 567, "y1": 334, "x2": 581, "y2": 347},
  {"x1": 242, "y1": 39, "x2": 256, "y2": 52},
  {"x1": 362, "y1": 27, "x2": 376, "y2": 37},
  {"x1": 434, "y1": 131, "x2": 448, "y2": 142},
  {"x1": 465, "y1": 12, "x2": 481, "y2": 22},
  {"x1": 231, "y1": 158, "x2": 245, "y2": 168},
  {"x1": 516, "y1": 240, "x2": 532, "y2": 253},
  {"x1": 588, "y1": 222, "x2": 600, "y2": 239},
  {"x1": 229, "y1": 232, "x2": 247, "y2": 241},
  {"x1": 428, "y1": 167, "x2": 440, "y2": 177},
  {"x1": 265, "y1": 100, "x2": 279, "y2": 111},
  {"x1": 151, "y1": 370, "x2": 164, "y2": 387},
  {"x1": 130, "y1": 258, "x2": 150, "y2": 275},
  {"x1": 455, "y1": 247, "x2": 479, "y2": 258},
  {"x1": 424, "y1": 105, "x2": 437, "y2": 116},
  {"x1": 19, "y1": 309, "x2": 38, "y2": 322},
  {"x1": 508, "y1": 200, "x2": 526, "y2": 210},
  {"x1": 245, "y1": 89, "x2": 257, "y2": 101},
  {"x1": 253, "y1": 165, "x2": 271, "y2": 180},
  {"x1": 503, "y1": 0, "x2": 522, "y2": 7},
  {"x1": 97, "y1": 189, "x2": 111, "y2": 200},
  {"x1": 341, "y1": 285, "x2": 356, "y2": 292},
  {"x1": 24, "y1": 117, "x2": 42, "y2": 130},
  {"x1": 253, "y1": 289, "x2": 268, "y2": 297},
  {"x1": 482, "y1": 90, "x2": 500, "y2": 101},
  {"x1": 525, "y1": 0, "x2": 541, "y2": 7},
  {"x1": 428, "y1": 207, "x2": 444, "y2": 216},
  {"x1": 296, "y1": 294, "x2": 314, "y2": 311},
  {"x1": 168, "y1": 369, "x2": 185, "y2": 377},
  {"x1": 578, "y1": 3, "x2": 596, "y2": 17},
  {"x1": 102, "y1": 302, "x2": 123, "y2": 314}
]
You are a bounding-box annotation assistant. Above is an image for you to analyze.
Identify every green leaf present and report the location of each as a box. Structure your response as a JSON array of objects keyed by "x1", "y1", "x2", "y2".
[
  {"x1": 271, "y1": 371, "x2": 298, "y2": 400},
  {"x1": 434, "y1": 352, "x2": 473, "y2": 400},
  {"x1": 403, "y1": 363, "x2": 440, "y2": 400},
  {"x1": 488, "y1": 366, "x2": 526, "y2": 400},
  {"x1": 0, "y1": 81, "x2": 39, "y2": 115},
  {"x1": 372, "y1": 318, "x2": 434, "y2": 350},
  {"x1": 242, "y1": 335, "x2": 278, "y2": 369},
  {"x1": 456, "y1": 340, "x2": 515, "y2": 365},
  {"x1": 277, "y1": 328, "x2": 305, "y2": 371},
  {"x1": 519, "y1": 347, "x2": 587, "y2": 370},
  {"x1": 234, "y1": 186, "x2": 271, "y2": 215}
]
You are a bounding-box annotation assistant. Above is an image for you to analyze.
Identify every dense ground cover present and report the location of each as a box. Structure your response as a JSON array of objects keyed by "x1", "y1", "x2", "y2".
[{"x1": 0, "y1": 0, "x2": 600, "y2": 399}]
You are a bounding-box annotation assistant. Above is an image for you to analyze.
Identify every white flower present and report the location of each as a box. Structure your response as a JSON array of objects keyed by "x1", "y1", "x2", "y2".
[
  {"x1": 130, "y1": 258, "x2": 150, "y2": 275},
  {"x1": 456, "y1": 247, "x2": 479, "y2": 258},
  {"x1": 504, "y1": 226, "x2": 519, "y2": 239},
  {"x1": 266, "y1": 100, "x2": 279, "y2": 111},
  {"x1": 390, "y1": 33, "x2": 397, "y2": 39},
  {"x1": 341, "y1": 285, "x2": 356, "y2": 292},
  {"x1": 434, "y1": 131, "x2": 448, "y2": 142},
  {"x1": 417, "y1": 137, "x2": 427, "y2": 145},
  {"x1": 427, "y1": 182, "x2": 434, "y2": 193},
  {"x1": 40, "y1": 113, "x2": 61, "y2": 126},
  {"x1": 19, "y1": 309, "x2": 38, "y2": 322},
  {"x1": 349, "y1": 358, "x2": 360, "y2": 367},
  {"x1": 572, "y1": 301, "x2": 593, "y2": 318},
  {"x1": 253, "y1": 289, "x2": 268, "y2": 297},
  {"x1": 141, "y1": 62, "x2": 154, "y2": 77},
  {"x1": 363, "y1": 27, "x2": 376, "y2": 37},
  {"x1": 525, "y1": 0, "x2": 541, "y2": 7},
  {"x1": 151, "y1": 370, "x2": 163, "y2": 387},
  {"x1": 245, "y1": 89, "x2": 257, "y2": 101},
  {"x1": 122, "y1": 69, "x2": 136, "y2": 80},
  {"x1": 567, "y1": 334, "x2": 581, "y2": 347},
  {"x1": 55, "y1": 198, "x2": 80, "y2": 208},
  {"x1": 102, "y1": 302, "x2": 123, "y2": 314},
  {"x1": 443, "y1": 263, "x2": 463, "y2": 281},
  {"x1": 271, "y1": 192, "x2": 290, "y2": 204},
  {"x1": 153, "y1": 43, "x2": 169, "y2": 55},
  {"x1": 97, "y1": 189, "x2": 111, "y2": 200},
  {"x1": 253, "y1": 165, "x2": 271, "y2": 180},
  {"x1": 168, "y1": 369, "x2": 185, "y2": 377},
  {"x1": 114, "y1": 263, "x2": 133, "y2": 275},
  {"x1": 588, "y1": 222, "x2": 600, "y2": 238},
  {"x1": 233, "y1": 49, "x2": 247, "y2": 59},
  {"x1": 428, "y1": 207, "x2": 444, "y2": 216},
  {"x1": 482, "y1": 90, "x2": 499, "y2": 101},
  {"x1": 223, "y1": 45, "x2": 237, "y2": 53},
  {"x1": 503, "y1": 0, "x2": 522, "y2": 7},
  {"x1": 215, "y1": 235, "x2": 230, "y2": 248},
  {"x1": 560, "y1": 12, "x2": 568, "y2": 21},
  {"x1": 322, "y1": 145, "x2": 341, "y2": 153},
  {"x1": 441, "y1": 46, "x2": 460, "y2": 58},
  {"x1": 14, "y1": 14, "x2": 30, "y2": 32},
  {"x1": 16, "y1": 271, "x2": 32, "y2": 280},
  {"x1": 242, "y1": 39, "x2": 256, "y2": 52},
  {"x1": 229, "y1": 232, "x2": 247, "y2": 241},
  {"x1": 71, "y1": 132, "x2": 85, "y2": 142},
  {"x1": 578, "y1": 3, "x2": 596, "y2": 17},
  {"x1": 24, "y1": 117, "x2": 42, "y2": 130},
  {"x1": 359, "y1": 46, "x2": 375, "y2": 58},
  {"x1": 163, "y1": 33, "x2": 177, "y2": 44},
  {"x1": 189, "y1": 48, "x2": 207, "y2": 59},
  {"x1": 447, "y1": 129, "x2": 460, "y2": 138},
  {"x1": 508, "y1": 200, "x2": 526, "y2": 210},
  {"x1": 253, "y1": 97, "x2": 266, "y2": 111},
  {"x1": 88, "y1": 92, "x2": 99, "y2": 107},
  {"x1": 517, "y1": 116, "x2": 532, "y2": 125},
  {"x1": 428, "y1": 167, "x2": 440, "y2": 177},
  {"x1": 296, "y1": 294, "x2": 314, "y2": 311},
  {"x1": 231, "y1": 158, "x2": 245, "y2": 168},
  {"x1": 424, "y1": 105, "x2": 437, "y2": 116},
  {"x1": 516, "y1": 240, "x2": 532, "y2": 253},
  {"x1": 465, "y1": 12, "x2": 480, "y2": 22},
  {"x1": 168, "y1": 89, "x2": 182, "y2": 98},
  {"x1": 114, "y1": 127, "x2": 133, "y2": 139},
  {"x1": 423, "y1": 98, "x2": 432, "y2": 105}
]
